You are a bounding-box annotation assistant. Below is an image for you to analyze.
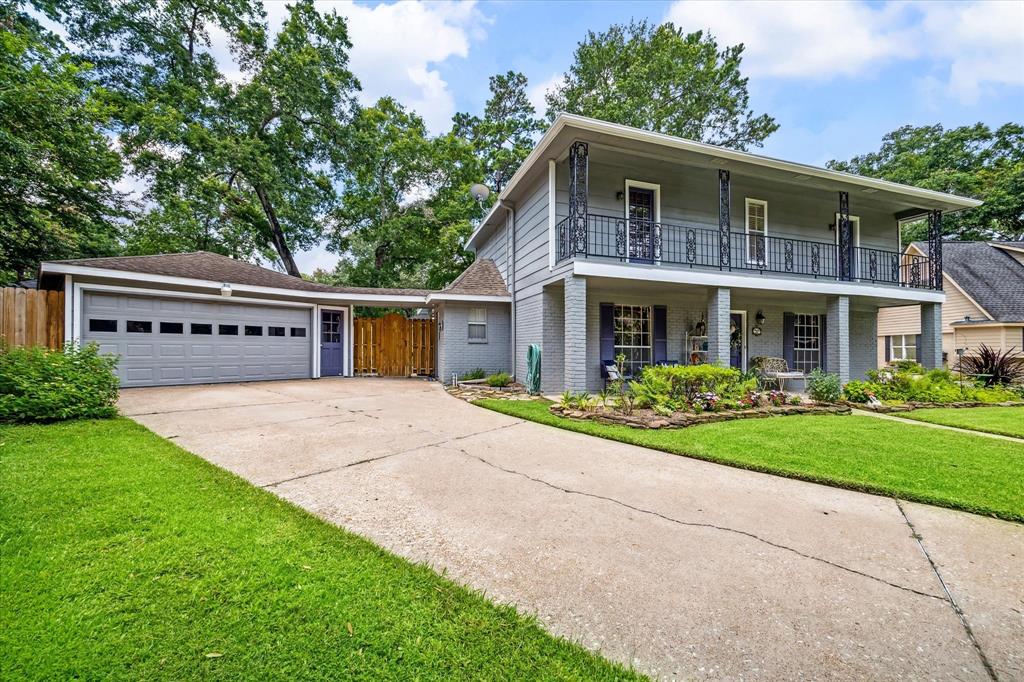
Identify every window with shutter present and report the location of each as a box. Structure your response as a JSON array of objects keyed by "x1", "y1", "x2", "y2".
[{"x1": 745, "y1": 198, "x2": 767, "y2": 263}]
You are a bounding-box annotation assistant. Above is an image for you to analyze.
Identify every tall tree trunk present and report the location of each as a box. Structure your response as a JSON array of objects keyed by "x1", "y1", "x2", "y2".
[{"x1": 254, "y1": 184, "x2": 300, "y2": 277}]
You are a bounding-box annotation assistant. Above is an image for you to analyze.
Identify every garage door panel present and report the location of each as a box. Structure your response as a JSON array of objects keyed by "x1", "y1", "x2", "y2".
[{"x1": 82, "y1": 292, "x2": 312, "y2": 387}]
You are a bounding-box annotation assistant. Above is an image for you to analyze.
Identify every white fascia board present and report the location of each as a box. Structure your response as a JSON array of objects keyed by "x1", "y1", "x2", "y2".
[
  {"x1": 40, "y1": 262, "x2": 430, "y2": 305},
  {"x1": 426, "y1": 293, "x2": 511, "y2": 303},
  {"x1": 572, "y1": 261, "x2": 946, "y2": 304}
]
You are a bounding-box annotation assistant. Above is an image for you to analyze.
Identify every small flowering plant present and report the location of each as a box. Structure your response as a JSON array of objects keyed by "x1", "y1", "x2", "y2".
[
  {"x1": 766, "y1": 390, "x2": 787, "y2": 407},
  {"x1": 690, "y1": 391, "x2": 720, "y2": 412},
  {"x1": 738, "y1": 394, "x2": 756, "y2": 408}
]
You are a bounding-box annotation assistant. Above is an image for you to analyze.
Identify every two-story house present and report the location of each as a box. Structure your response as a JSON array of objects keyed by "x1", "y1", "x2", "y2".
[
  {"x1": 34, "y1": 114, "x2": 979, "y2": 391},
  {"x1": 464, "y1": 114, "x2": 980, "y2": 393}
]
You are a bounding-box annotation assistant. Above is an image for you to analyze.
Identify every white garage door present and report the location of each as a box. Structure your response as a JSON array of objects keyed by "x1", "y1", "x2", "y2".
[{"x1": 81, "y1": 292, "x2": 312, "y2": 387}]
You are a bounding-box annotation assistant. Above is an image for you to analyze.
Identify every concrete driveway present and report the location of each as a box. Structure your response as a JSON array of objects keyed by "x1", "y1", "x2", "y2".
[{"x1": 120, "y1": 379, "x2": 1023, "y2": 681}]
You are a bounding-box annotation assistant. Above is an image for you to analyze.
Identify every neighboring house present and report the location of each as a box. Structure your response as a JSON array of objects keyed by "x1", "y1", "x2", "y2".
[
  {"x1": 36, "y1": 114, "x2": 980, "y2": 391},
  {"x1": 877, "y1": 241, "x2": 1024, "y2": 366}
]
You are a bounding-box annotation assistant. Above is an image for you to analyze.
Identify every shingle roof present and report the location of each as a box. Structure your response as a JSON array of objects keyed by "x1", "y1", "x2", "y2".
[
  {"x1": 441, "y1": 258, "x2": 508, "y2": 297},
  {"x1": 912, "y1": 241, "x2": 1024, "y2": 322},
  {"x1": 47, "y1": 252, "x2": 433, "y2": 297}
]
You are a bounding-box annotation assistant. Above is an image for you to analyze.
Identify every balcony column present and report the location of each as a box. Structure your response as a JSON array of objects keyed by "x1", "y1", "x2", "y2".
[
  {"x1": 838, "y1": 191, "x2": 852, "y2": 281},
  {"x1": 718, "y1": 169, "x2": 731, "y2": 269},
  {"x1": 928, "y1": 209, "x2": 943, "y2": 290},
  {"x1": 826, "y1": 295, "x2": 850, "y2": 384},
  {"x1": 920, "y1": 303, "x2": 943, "y2": 369},
  {"x1": 564, "y1": 274, "x2": 588, "y2": 392},
  {"x1": 568, "y1": 141, "x2": 589, "y2": 257},
  {"x1": 707, "y1": 287, "x2": 731, "y2": 366}
]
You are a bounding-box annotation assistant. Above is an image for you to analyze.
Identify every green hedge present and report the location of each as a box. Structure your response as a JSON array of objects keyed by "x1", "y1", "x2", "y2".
[
  {"x1": 0, "y1": 343, "x2": 120, "y2": 423},
  {"x1": 842, "y1": 365, "x2": 1019, "y2": 404}
]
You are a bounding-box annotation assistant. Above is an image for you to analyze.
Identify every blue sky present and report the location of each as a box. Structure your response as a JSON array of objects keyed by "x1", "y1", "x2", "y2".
[{"x1": 274, "y1": 0, "x2": 1022, "y2": 271}]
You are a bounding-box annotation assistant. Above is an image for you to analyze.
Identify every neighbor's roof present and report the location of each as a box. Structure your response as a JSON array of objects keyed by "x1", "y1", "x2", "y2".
[
  {"x1": 911, "y1": 241, "x2": 1024, "y2": 322},
  {"x1": 39, "y1": 251, "x2": 511, "y2": 302},
  {"x1": 441, "y1": 258, "x2": 508, "y2": 297},
  {"x1": 468, "y1": 113, "x2": 983, "y2": 250}
]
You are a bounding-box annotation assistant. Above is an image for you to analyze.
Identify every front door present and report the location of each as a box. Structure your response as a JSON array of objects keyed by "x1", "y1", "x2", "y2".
[
  {"x1": 320, "y1": 310, "x2": 345, "y2": 376},
  {"x1": 729, "y1": 312, "x2": 745, "y2": 370},
  {"x1": 628, "y1": 187, "x2": 657, "y2": 262}
]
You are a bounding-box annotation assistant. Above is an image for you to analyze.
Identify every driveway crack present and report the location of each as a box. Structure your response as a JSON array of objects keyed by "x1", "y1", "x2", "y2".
[
  {"x1": 456, "y1": 448, "x2": 948, "y2": 603},
  {"x1": 896, "y1": 500, "x2": 998, "y2": 681},
  {"x1": 260, "y1": 421, "x2": 525, "y2": 488}
]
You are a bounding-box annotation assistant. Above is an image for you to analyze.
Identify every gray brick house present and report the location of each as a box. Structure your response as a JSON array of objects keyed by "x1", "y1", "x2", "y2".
[
  {"x1": 464, "y1": 114, "x2": 980, "y2": 393},
  {"x1": 35, "y1": 114, "x2": 979, "y2": 391}
]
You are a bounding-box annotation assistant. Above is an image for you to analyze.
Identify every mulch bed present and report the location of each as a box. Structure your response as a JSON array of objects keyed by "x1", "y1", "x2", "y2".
[
  {"x1": 547, "y1": 403, "x2": 851, "y2": 429},
  {"x1": 845, "y1": 400, "x2": 1024, "y2": 413},
  {"x1": 446, "y1": 383, "x2": 534, "y2": 402}
]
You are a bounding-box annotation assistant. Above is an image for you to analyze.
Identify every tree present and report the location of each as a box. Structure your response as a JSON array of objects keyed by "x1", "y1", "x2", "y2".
[
  {"x1": 454, "y1": 71, "x2": 543, "y2": 192},
  {"x1": 829, "y1": 123, "x2": 1024, "y2": 242},
  {"x1": 49, "y1": 0, "x2": 359, "y2": 276},
  {"x1": 546, "y1": 20, "x2": 777, "y2": 150},
  {"x1": 0, "y1": 7, "x2": 124, "y2": 284}
]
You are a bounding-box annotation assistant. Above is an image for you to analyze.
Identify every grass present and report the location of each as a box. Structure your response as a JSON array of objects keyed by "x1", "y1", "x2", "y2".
[
  {"x1": 0, "y1": 418, "x2": 641, "y2": 681},
  {"x1": 897, "y1": 406, "x2": 1024, "y2": 439},
  {"x1": 475, "y1": 399, "x2": 1024, "y2": 522}
]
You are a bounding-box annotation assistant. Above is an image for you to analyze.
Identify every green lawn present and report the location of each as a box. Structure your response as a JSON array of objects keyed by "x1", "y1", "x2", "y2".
[
  {"x1": 0, "y1": 418, "x2": 640, "y2": 681},
  {"x1": 897, "y1": 406, "x2": 1024, "y2": 439},
  {"x1": 475, "y1": 400, "x2": 1024, "y2": 522}
]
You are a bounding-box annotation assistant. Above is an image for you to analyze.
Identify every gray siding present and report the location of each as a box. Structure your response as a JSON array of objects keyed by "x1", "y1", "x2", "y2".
[
  {"x1": 850, "y1": 310, "x2": 878, "y2": 380},
  {"x1": 437, "y1": 302, "x2": 511, "y2": 384}
]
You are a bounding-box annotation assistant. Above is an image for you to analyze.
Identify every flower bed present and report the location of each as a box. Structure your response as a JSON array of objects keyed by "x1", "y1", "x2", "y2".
[
  {"x1": 447, "y1": 383, "x2": 532, "y2": 402},
  {"x1": 548, "y1": 402, "x2": 850, "y2": 429},
  {"x1": 842, "y1": 361, "x2": 1023, "y2": 407}
]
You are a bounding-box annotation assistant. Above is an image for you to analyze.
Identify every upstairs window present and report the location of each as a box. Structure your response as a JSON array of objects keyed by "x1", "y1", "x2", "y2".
[
  {"x1": 745, "y1": 198, "x2": 767, "y2": 263},
  {"x1": 468, "y1": 307, "x2": 487, "y2": 341}
]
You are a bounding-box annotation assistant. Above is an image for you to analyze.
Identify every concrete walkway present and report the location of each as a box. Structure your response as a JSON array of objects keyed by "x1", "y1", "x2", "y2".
[{"x1": 120, "y1": 379, "x2": 1023, "y2": 681}]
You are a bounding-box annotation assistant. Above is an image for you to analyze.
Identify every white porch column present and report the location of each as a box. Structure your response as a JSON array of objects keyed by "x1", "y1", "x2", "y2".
[
  {"x1": 564, "y1": 275, "x2": 588, "y2": 392},
  {"x1": 920, "y1": 302, "x2": 943, "y2": 369},
  {"x1": 707, "y1": 287, "x2": 731, "y2": 366},
  {"x1": 826, "y1": 295, "x2": 850, "y2": 384}
]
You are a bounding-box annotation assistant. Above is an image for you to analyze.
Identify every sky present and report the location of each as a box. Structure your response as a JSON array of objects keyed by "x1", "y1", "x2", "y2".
[{"x1": 92, "y1": 0, "x2": 1024, "y2": 272}]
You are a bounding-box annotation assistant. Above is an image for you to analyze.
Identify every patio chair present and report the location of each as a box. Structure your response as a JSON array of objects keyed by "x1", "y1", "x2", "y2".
[{"x1": 758, "y1": 357, "x2": 805, "y2": 391}]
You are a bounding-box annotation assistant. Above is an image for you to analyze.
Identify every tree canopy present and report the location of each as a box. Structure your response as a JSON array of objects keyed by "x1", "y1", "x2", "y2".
[
  {"x1": 0, "y1": 7, "x2": 124, "y2": 283},
  {"x1": 545, "y1": 20, "x2": 778, "y2": 150},
  {"x1": 829, "y1": 123, "x2": 1024, "y2": 242}
]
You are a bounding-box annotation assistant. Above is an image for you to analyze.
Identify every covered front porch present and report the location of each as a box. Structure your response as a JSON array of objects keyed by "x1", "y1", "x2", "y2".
[{"x1": 540, "y1": 274, "x2": 943, "y2": 394}]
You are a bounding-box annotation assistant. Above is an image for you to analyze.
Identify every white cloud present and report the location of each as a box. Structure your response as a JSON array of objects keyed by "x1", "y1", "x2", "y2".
[
  {"x1": 527, "y1": 72, "x2": 563, "y2": 115},
  {"x1": 664, "y1": 0, "x2": 915, "y2": 79},
  {"x1": 663, "y1": 1, "x2": 1024, "y2": 103},
  {"x1": 295, "y1": 241, "x2": 339, "y2": 275}
]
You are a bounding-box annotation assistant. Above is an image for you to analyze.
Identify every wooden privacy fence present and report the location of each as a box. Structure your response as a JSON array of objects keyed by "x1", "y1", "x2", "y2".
[
  {"x1": 353, "y1": 312, "x2": 435, "y2": 377},
  {"x1": 0, "y1": 288, "x2": 65, "y2": 349}
]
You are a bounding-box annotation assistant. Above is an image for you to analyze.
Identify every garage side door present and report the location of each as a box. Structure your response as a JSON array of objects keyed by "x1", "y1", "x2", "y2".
[{"x1": 81, "y1": 292, "x2": 311, "y2": 387}]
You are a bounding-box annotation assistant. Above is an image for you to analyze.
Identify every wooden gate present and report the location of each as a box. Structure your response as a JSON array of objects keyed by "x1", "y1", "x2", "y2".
[
  {"x1": 0, "y1": 288, "x2": 64, "y2": 349},
  {"x1": 353, "y1": 312, "x2": 435, "y2": 377}
]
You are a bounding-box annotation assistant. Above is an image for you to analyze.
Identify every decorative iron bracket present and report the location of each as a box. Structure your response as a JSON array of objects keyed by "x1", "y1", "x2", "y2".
[
  {"x1": 838, "y1": 191, "x2": 852, "y2": 281},
  {"x1": 928, "y1": 209, "x2": 943, "y2": 290},
  {"x1": 718, "y1": 169, "x2": 731, "y2": 269},
  {"x1": 568, "y1": 141, "x2": 589, "y2": 256}
]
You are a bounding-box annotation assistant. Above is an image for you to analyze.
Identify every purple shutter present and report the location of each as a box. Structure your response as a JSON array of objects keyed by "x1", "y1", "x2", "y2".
[
  {"x1": 885, "y1": 335, "x2": 891, "y2": 362},
  {"x1": 818, "y1": 314, "x2": 827, "y2": 372},
  {"x1": 653, "y1": 305, "x2": 667, "y2": 363},
  {"x1": 600, "y1": 303, "x2": 615, "y2": 376},
  {"x1": 783, "y1": 312, "x2": 795, "y2": 368},
  {"x1": 914, "y1": 334, "x2": 921, "y2": 362}
]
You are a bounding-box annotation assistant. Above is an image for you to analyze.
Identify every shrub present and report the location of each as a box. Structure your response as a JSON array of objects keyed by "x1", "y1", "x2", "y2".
[
  {"x1": 842, "y1": 380, "x2": 876, "y2": 403},
  {"x1": 959, "y1": 345, "x2": 1024, "y2": 386},
  {"x1": 485, "y1": 372, "x2": 512, "y2": 388},
  {"x1": 461, "y1": 368, "x2": 486, "y2": 381},
  {"x1": 0, "y1": 343, "x2": 119, "y2": 423},
  {"x1": 807, "y1": 369, "x2": 841, "y2": 403}
]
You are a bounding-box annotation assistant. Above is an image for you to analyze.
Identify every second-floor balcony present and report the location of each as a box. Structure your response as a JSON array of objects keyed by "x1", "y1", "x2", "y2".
[{"x1": 556, "y1": 213, "x2": 938, "y2": 290}]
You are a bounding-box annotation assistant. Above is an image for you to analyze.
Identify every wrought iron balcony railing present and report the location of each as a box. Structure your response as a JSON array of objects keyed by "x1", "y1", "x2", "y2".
[{"x1": 556, "y1": 213, "x2": 937, "y2": 290}]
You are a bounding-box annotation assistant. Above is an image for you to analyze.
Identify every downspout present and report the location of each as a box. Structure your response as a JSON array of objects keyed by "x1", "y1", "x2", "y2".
[{"x1": 499, "y1": 200, "x2": 516, "y2": 379}]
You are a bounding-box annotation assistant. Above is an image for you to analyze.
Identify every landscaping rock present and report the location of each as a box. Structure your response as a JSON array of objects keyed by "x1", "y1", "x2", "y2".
[{"x1": 547, "y1": 401, "x2": 851, "y2": 429}]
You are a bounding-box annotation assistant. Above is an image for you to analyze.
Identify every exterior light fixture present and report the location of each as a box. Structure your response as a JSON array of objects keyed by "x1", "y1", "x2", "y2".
[
  {"x1": 755, "y1": 310, "x2": 766, "y2": 326},
  {"x1": 616, "y1": 191, "x2": 624, "y2": 201},
  {"x1": 221, "y1": 283, "x2": 232, "y2": 297}
]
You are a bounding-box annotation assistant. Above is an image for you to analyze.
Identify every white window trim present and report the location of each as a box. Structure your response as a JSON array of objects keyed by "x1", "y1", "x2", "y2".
[
  {"x1": 624, "y1": 179, "x2": 661, "y2": 264},
  {"x1": 612, "y1": 303, "x2": 653, "y2": 376},
  {"x1": 890, "y1": 333, "x2": 917, "y2": 361},
  {"x1": 547, "y1": 159, "x2": 557, "y2": 269},
  {"x1": 468, "y1": 306, "x2": 487, "y2": 343},
  {"x1": 744, "y1": 198, "x2": 768, "y2": 265}
]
